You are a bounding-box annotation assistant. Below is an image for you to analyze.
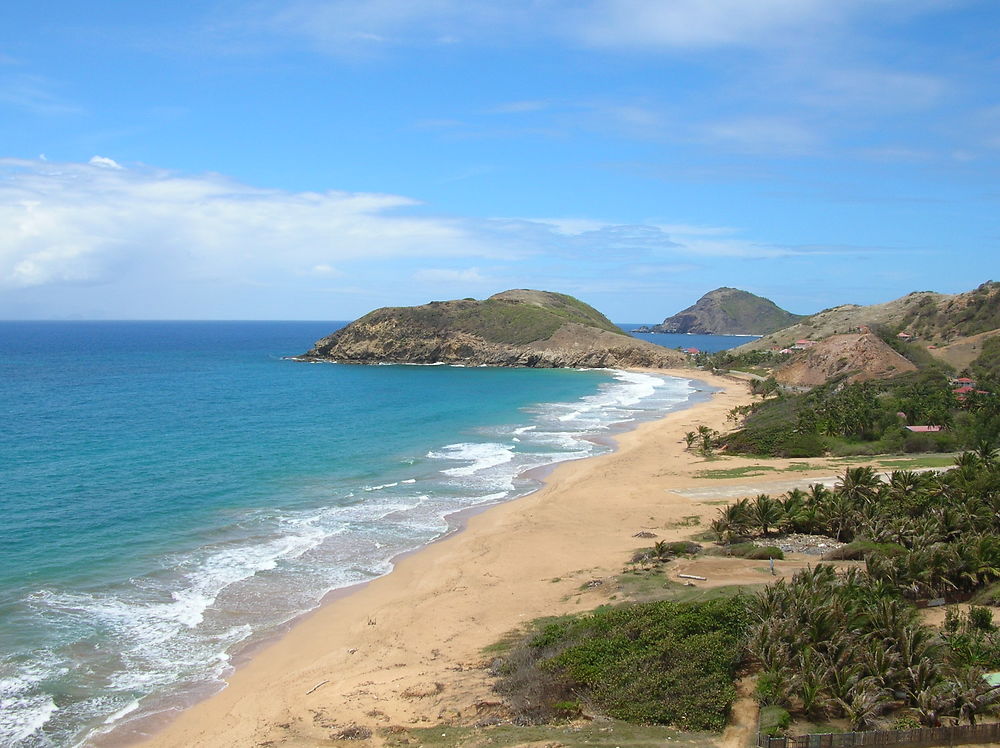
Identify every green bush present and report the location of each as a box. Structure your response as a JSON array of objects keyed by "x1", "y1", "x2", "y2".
[
  {"x1": 822, "y1": 540, "x2": 907, "y2": 561},
  {"x1": 973, "y1": 582, "x2": 1000, "y2": 606},
  {"x1": 759, "y1": 705, "x2": 792, "y2": 736},
  {"x1": 666, "y1": 541, "x2": 703, "y2": 556},
  {"x1": 745, "y1": 546, "x2": 784, "y2": 560},
  {"x1": 494, "y1": 597, "x2": 750, "y2": 731},
  {"x1": 723, "y1": 543, "x2": 784, "y2": 560},
  {"x1": 782, "y1": 432, "x2": 826, "y2": 458}
]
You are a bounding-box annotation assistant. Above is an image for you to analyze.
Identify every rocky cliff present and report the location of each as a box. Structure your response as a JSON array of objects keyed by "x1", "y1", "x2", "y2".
[
  {"x1": 636, "y1": 288, "x2": 804, "y2": 335},
  {"x1": 300, "y1": 290, "x2": 686, "y2": 369}
]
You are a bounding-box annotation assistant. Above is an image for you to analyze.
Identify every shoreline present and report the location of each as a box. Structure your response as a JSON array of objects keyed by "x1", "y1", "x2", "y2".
[{"x1": 122, "y1": 367, "x2": 748, "y2": 748}]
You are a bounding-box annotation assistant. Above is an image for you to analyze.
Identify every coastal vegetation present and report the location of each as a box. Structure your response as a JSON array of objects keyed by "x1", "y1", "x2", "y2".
[
  {"x1": 485, "y1": 453, "x2": 1000, "y2": 740},
  {"x1": 490, "y1": 596, "x2": 749, "y2": 731},
  {"x1": 716, "y1": 456, "x2": 1000, "y2": 733},
  {"x1": 749, "y1": 566, "x2": 1000, "y2": 733},
  {"x1": 717, "y1": 368, "x2": 998, "y2": 458}
]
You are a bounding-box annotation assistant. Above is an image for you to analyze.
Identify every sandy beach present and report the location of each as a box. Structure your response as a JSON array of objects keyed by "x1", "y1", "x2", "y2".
[{"x1": 134, "y1": 369, "x2": 766, "y2": 747}]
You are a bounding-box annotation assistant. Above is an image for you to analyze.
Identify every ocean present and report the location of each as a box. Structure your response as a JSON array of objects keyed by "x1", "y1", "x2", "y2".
[{"x1": 0, "y1": 322, "x2": 747, "y2": 746}]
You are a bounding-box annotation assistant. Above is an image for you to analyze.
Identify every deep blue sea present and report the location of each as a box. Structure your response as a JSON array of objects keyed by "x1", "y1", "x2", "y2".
[{"x1": 0, "y1": 322, "x2": 747, "y2": 746}]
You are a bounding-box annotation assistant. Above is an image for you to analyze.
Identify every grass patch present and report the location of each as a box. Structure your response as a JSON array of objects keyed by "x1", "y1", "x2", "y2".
[
  {"x1": 784, "y1": 462, "x2": 821, "y2": 471},
  {"x1": 874, "y1": 454, "x2": 956, "y2": 469},
  {"x1": 759, "y1": 705, "x2": 791, "y2": 737},
  {"x1": 822, "y1": 540, "x2": 906, "y2": 561},
  {"x1": 668, "y1": 515, "x2": 702, "y2": 528},
  {"x1": 711, "y1": 543, "x2": 784, "y2": 560},
  {"x1": 695, "y1": 465, "x2": 779, "y2": 479},
  {"x1": 616, "y1": 565, "x2": 758, "y2": 604},
  {"x1": 385, "y1": 721, "x2": 717, "y2": 747},
  {"x1": 491, "y1": 597, "x2": 749, "y2": 731}
]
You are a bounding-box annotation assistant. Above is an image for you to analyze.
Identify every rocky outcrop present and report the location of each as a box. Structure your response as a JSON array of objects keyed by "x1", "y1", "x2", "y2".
[
  {"x1": 299, "y1": 290, "x2": 686, "y2": 369},
  {"x1": 638, "y1": 288, "x2": 804, "y2": 335},
  {"x1": 774, "y1": 333, "x2": 917, "y2": 387}
]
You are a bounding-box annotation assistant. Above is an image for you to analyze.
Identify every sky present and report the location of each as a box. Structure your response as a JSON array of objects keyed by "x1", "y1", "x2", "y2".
[{"x1": 1, "y1": 1, "x2": 998, "y2": 322}]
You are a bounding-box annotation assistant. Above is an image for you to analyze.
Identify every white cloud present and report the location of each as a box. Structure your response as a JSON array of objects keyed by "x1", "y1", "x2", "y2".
[
  {"x1": 703, "y1": 116, "x2": 820, "y2": 155},
  {"x1": 0, "y1": 158, "x2": 857, "y2": 319},
  {"x1": 570, "y1": 0, "x2": 844, "y2": 49},
  {"x1": 88, "y1": 155, "x2": 123, "y2": 169},
  {"x1": 412, "y1": 267, "x2": 489, "y2": 283},
  {"x1": 802, "y1": 69, "x2": 946, "y2": 114},
  {"x1": 0, "y1": 158, "x2": 498, "y2": 289},
  {"x1": 310, "y1": 263, "x2": 343, "y2": 276},
  {"x1": 238, "y1": 0, "x2": 941, "y2": 54}
]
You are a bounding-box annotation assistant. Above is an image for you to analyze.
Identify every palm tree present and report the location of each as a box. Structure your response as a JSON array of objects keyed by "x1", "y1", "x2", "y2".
[
  {"x1": 836, "y1": 466, "x2": 881, "y2": 506},
  {"x1": 750, "y1": 494, "x2": 784, "y2": 537},
  {"x1": 973, "y1": 438, "x2": 998, "y2": 466},
  {"x1": 912, "y1": 683, "x2": 951, "y2": 727},
  {"x1": 713, "y1": 499, "x2": 751, "y2": 543},
  {"x1": 950, "y1": 669, "x2": 1000, "y2": 726},
  {"x1": 838, "y1": 678, "x2": 894, "y2": 731}
]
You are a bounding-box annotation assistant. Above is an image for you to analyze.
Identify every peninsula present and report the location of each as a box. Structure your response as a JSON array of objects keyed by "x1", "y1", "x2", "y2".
[{"x1": 299, "y1": 289, "x2": 685, "y2": 368}]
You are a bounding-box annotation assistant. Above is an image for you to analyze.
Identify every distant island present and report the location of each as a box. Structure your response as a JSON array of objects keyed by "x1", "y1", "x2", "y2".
[
  {"x1": 634, "y1": 287, "x2": 805, "y2": 335},
  {"x1": 298, "y1": 289, "x2": 686, "y2": 369}
]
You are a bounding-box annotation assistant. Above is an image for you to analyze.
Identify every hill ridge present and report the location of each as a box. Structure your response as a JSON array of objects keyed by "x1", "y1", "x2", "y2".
[{"x1": 299, "y1": 290, "x2": 686, "y2": 369}]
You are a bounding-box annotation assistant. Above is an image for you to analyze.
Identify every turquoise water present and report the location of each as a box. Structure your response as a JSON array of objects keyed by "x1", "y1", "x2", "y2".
[{"x1": 0, "y1": 321, "x2": 710, "y2": 746}]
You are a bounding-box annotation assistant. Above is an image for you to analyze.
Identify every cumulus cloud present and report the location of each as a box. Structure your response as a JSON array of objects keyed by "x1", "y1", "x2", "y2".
[
  {"x1": 0, "y1": 157, "x2": 854, "y2": 318},
  {"x1": 0, "y1": 157, "x2": 498, "y2": 289},
  {"x1": 88, "y1": 155, "x2": 123, "y2": 169},
  {"x1": 412, "y1": 267, "x2": 489, "y2": 283}
]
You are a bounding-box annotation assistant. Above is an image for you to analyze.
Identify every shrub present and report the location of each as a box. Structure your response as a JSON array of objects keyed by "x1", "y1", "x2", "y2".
[
  {"x1": 667, "y1": 541, "x2": 703, "y2": 556},
  {"x1": 723, "y1": 543, "x2": 784, "y2": 560},
  {"x1": 745, "y1": 546, "x2": 784, "y2": 560},
  {"x1": 781, "y1": 432, "x2": 826, "y2": 458},
  {"x1": 493, "y1": 597, "x2": 750, "y2": 731},
  {"x1": 973, "y1": 582, "x2": 1000, "y2": 607},
  {"x1": 759, "y1": 705, "x2": 792, "y2": 736},
  {"x1": 970, "y1": 606, "x2": 996, "y2": 631},
  {"x1": 822, "y1": 540, "x2": 907, "y2": 561}
]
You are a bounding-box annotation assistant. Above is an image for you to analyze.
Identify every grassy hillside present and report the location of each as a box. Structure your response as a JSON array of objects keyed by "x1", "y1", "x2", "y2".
[
  {"x1": 715, "y1": 289, "x2": 806, "y2": 334},
  {"x1": 361, "y1": 291, "x2": 627, "y2": 347},
  {"x1": 899, "y1": 281, "x2": 1000, "y2": 341}
]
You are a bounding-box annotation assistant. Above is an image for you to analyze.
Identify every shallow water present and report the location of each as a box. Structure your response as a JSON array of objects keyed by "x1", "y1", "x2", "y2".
[{"x1": 0, "y1": 321, "x2": 716, "y2": 746}]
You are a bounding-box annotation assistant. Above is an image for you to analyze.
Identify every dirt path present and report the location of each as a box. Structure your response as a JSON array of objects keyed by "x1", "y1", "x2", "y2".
[{"x1": 719, "y1": 678, "x2": 757, "y2": 748}]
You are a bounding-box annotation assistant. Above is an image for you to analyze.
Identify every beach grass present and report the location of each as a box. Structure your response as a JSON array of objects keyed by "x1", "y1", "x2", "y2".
[
  {"x1": 384, "y1": 721, "x2": 717, "y2": 746},
  {"x1": 873, "y1": 455, "x2": 956, "y2": 468},
  {"x1": 694, "y1": 465, "x2": 779, "y2": 479},
  {"x1": 833, "y1": 453, "x2": 957, "y2": 468}
]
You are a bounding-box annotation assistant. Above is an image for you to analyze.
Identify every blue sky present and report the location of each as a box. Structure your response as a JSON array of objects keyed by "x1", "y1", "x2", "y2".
[{"x1": 1, "y1": 1, "x2": 998, "y2": 321}]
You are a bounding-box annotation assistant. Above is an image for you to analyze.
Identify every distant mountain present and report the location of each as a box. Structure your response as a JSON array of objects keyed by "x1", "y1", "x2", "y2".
[
  {"x1": 298, "y1": 289, "x2": 686, "y2": 369},
  {"x1": 635, "y1": 288, "x2": 805, "y2": 335}
]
